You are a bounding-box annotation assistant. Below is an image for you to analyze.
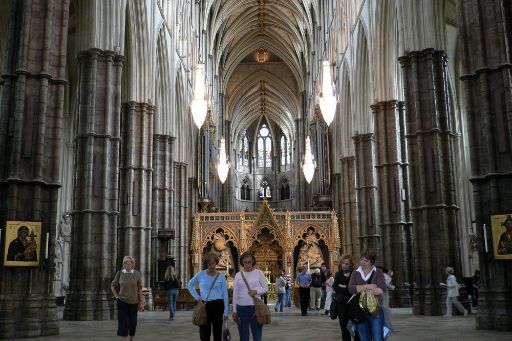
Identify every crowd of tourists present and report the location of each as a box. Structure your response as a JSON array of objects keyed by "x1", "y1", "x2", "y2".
[{"x1": 110, "y1": 249, "x2": 474, "y2": 341}]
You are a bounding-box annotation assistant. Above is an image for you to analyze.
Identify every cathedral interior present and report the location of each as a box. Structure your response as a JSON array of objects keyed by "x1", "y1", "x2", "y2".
[{"x1": 0, "y1": 0, "x2": 511, "y2": 338}]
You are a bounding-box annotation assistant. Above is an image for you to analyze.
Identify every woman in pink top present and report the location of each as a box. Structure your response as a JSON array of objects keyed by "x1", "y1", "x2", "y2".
[{"x1": 232, "y1": 251, "x2": 268, "y2": 341}]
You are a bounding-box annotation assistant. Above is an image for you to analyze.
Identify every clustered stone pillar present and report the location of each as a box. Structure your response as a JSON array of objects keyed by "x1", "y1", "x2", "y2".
[
  {"x1": 0, "y1": 0, "x2": 69, "y2": 337},
  {"x1": 457, "y1": 0, "x2": 512, "y2": 331},
  {"x1": 118, "y1": 102, "x2": 154, "y2": 287},
  {"x1": 373, "y1": 100, "x2": 413, "y2": 307},
  {"x1": 174, "y1": 162, "x2": 189, "y2": 279},
  {"x1": 353, "y1": 133, "x2": 380, "y2": 258},
  {"x1": 152, "y1": 135, "x2": 175, "y2": 279},
  {"x1": 340, "y1": 156, "x2": 359, "y2": 258},
  {"x1": 399, "y1": 49, "x2": 461, "y2": 316},
  {"x1": 64, "y1": 49, "x2": 124, "y2": 321}
]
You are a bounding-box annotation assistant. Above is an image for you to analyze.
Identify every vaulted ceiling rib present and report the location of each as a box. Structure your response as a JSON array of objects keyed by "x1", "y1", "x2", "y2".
[{"x1": 202, "y1": 0, "x2": 314, "y2": 143}]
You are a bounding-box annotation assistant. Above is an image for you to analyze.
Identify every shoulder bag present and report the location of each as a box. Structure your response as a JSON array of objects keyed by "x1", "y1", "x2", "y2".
[
  {"x1": 240, "y1": 272, "x2": 271, "y2": 325},
  {"x1": 192, "y1": 272, "x2": 220, "y2": 326}
]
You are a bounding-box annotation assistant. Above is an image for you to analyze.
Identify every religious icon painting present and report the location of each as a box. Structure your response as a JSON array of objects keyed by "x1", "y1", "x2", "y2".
[
  {"x1": 491, "y1": 214, "x2": 512, "y2": 260},
  {"x1": 3, "y1": 220, "x2": 42, "y2": 267}
]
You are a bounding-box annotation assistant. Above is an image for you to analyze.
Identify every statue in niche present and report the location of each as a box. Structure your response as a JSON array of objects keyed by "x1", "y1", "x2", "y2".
[
  {"x1": 54, "y1": 212, "x2": 72, "y2": 299},
  {"x1": 297, "y1": 227, "x2": 324, "y2": 270},
  {"x1": 211, "y1": 231, "x2": 234, "y2": 271}
]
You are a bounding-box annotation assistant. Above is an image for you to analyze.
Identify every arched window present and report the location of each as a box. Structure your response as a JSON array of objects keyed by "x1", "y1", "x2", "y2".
[
  {"x1": 259, "y1": 179, "x2": 271, "y2": 199},
  {"x1": 257, "y1": 124, "x2": 272, "y2": 168},
  {"x1": 240, "y1": 178, "x2": 251, "y2": 200},
  {"x1": 239, "y1": 130, "x2": 249, "y2": 167},
  {"x1": 280, "y1": 134, "x2": 287, "y2": 166}
]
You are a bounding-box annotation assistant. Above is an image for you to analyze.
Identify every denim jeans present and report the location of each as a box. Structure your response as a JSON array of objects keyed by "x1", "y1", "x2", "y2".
[
  {"x1": 285, "y1": 288, "x2": 291, "y2": 306},
  {"x1": 236, "y1": 305, "x2": 262, "y2": 341},
  {"x1": 167, "y1": 288, "x2": 179, "y2": 319},
  {"x1": 275, "y1": 293, "x2": 284, "y2": 311},
  {"x1": 355, "y1": 310, "x2": 384, "y2": 341}
]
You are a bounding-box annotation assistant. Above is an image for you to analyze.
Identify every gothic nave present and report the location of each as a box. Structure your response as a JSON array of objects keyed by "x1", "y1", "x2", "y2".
[{"x1": 0, "y1": 0, "x2": 511, "y2": 339}]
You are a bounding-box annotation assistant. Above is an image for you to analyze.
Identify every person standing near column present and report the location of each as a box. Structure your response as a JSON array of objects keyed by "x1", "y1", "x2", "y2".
[
  {"x1": 440, "y1": 266, "x2": 468, "y2": 317},
  {"x1": 296, "y1": 266, "x2": 312, "y2": 316},
  {"x1": 111, "y1": 256, "x2": 145, "y2": 341}
]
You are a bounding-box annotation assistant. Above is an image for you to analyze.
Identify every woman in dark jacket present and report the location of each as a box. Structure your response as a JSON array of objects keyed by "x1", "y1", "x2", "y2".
[
  {"x1": 333, "y1": 254, "x2": 360, "y2": 341},
  {"x1": 164, "y1": 265, "x2": 180, "y2": 320}
]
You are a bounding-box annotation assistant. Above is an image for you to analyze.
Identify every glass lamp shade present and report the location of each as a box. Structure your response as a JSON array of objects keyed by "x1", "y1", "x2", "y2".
[
  {"x1": 318, "y1": 60, "x2": 337, "y2": 126},
  {"x1": 302, "y1": 136, "x2": 315, "y2": 183},
  {"x1": 190, "y1": 64, "x2": 208, "y2": 129},
  {"x1": 217, "y1": 138, "x2": 230, "y2": 184}
]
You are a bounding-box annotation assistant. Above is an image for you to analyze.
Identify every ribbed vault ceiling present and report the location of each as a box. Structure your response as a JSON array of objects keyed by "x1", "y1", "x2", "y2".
[{"x1": 204, "y1": 0, "x2": 315, "y2": 139}]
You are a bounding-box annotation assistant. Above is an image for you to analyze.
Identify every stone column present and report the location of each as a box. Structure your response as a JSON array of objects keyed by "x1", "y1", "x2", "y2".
[
  {"x1": 353, "y1": 133, "x2": 380, "y2": 258},
  {"x1": 0, "y1": 1, "x2": 69, "y2": 337},
  {"x1": 295, "y1": 117, "x2": 305, "y2": 210},
  {"x1": 340, "y1": 156, "x2": 359, "y2": 258},
  {"x1": 373, "y1": 100, "x2": 413, "y2": 307},
  {"x1": 399, "y1": 49, "x2": 461, "y2": 316},
  {"x1": 457, "y1": 0, "x2": 512, "y2": 331},
  {"x1": 64, "y1": 49, "x2": 123, "y2": 321},
  {"x1": 174, "y1": 162, "x2": 188, "y2": 278},
  {"x1": 118, "y1": 102, "x2": 154, "y2": 287},
  {"x1": 331, "y1": 173, "x2": 342, "y2": 238},
  {"x1": 152, "y1": 134, "x2": 175, "y2": 283}
]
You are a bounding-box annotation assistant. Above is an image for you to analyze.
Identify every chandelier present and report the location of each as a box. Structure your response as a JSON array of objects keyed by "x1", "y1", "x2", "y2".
[
  {"x1": 302, "y1": 136, "x2": 315, "y2": 183},
  {"x1": 318, "y1": 60, "x2": 337, "y2": 126},
  {"x1": 190, "y1": 64, "x2": 208, "y2": 129},
  {"x1": 217, "y1": 137, "x2": 230, "y2": 184}
]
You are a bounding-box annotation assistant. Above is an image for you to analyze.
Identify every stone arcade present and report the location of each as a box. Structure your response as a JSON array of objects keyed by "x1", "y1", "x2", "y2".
[{"x1": 0, "y1": 0, "x2": 511, "y2": 339}]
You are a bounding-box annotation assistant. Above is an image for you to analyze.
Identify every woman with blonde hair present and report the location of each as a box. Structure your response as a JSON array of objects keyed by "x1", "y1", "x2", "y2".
[
  {"x1": 333, "y1": 254, "x2": 359, "y2": 341},
  {"x1": 164, "y1": 265, "x2": 180, "y2": 320},
  {"x1": 188, "y1": 252, "x2": 229, "y2": 341},
  {"x1": 111, "y1": 256, "x2": 144, "y2": 341}
]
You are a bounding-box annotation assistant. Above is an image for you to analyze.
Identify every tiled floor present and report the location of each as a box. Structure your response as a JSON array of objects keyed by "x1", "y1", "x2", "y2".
[{"x1": 17, "y1": 305, "x2": 512, "y2": 341}]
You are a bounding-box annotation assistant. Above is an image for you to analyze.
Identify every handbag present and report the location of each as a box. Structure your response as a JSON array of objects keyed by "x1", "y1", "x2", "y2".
[
  {"x1": 347, "y1": 294, "x2": 366, "y2": 323},
  {"x1": 329, "y1": 296, "x2": 338, "y2": 320},
  {"x1": 360, "y1": 290, "x2": 380, "y2": 316},
  {"x1": 240, "y1": 272, "x2": 271, "y2": 325},
  {"x1": 192, "y1": 273, "x2": 220, "y2": 326},
  {"x1": 222, "y1": 320, "x2": 231, "y2": 341}
]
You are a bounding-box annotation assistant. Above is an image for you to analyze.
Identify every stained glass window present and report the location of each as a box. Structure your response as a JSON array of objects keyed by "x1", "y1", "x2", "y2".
[
  {"x1": 257, "y1": 124, "x2": 272, "y2": 168},
  {"x1": 239, "y1": 130, "x2": 249, "y2": 167},
  {"x1": 280, "y1": 135, "x2": 286, "y2": 166}
]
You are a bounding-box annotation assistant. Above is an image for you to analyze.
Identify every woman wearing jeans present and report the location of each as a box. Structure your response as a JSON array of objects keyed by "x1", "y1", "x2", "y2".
[
  {"x1": 232, "y1": 251, "x2": 269, "y2": 341},
  {"x1": 164, "y1": 265, "x2": 180, "y2": 320},
  {"x1": 275, "y1": 271, "x2": 286, "y2": 312},
  {"x1": 348, "y1": 249, "x2": 386, "y2": 341}
]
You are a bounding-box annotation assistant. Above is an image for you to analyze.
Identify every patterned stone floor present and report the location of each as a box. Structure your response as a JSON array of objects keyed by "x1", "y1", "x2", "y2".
[{"x1": 17, "y1": 304, "x2": 512, "y2": 341}]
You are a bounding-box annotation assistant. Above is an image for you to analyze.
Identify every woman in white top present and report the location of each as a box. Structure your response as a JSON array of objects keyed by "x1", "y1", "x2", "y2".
[
  {"x1": 232, "y1": 251, "x2": 269, "y2": 341},
  {"x1": 275, "y1": 270, "x2": 287, "y2": 312},
  {"x1": 324, "y1": 270, "x2": 334, "y2": 316},
  {"x1": 440, "y1": 266, "x2": 467, "y2": 317}
]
